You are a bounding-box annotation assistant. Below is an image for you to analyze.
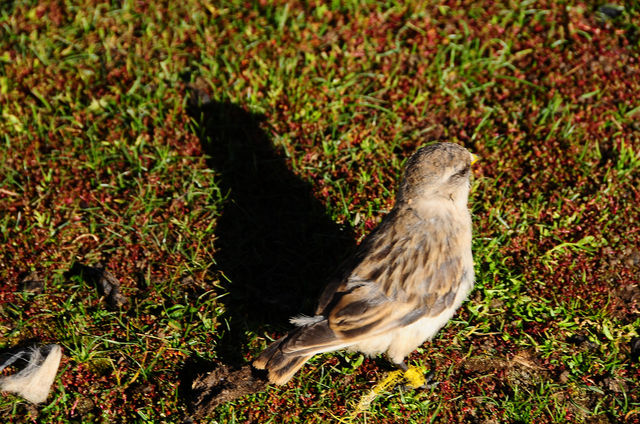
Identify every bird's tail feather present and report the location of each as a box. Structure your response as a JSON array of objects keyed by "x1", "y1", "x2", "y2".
[
  {"x1": 256, "y1": 350, "x2": 313, "y2": 385},
  {"x1": 254, "y1": 320, "x2": 344, "y2": 385},
  {"x1": 253, "y1": 335, "x2": 314, "y2": 385}
]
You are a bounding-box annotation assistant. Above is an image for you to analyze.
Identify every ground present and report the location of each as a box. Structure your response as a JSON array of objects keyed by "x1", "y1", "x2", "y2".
[{"x1": 0, "y1": 0, "x2": 639, "y2": 423}]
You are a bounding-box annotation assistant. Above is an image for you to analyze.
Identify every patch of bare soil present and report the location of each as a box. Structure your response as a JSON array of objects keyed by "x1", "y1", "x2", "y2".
[
  {"x1": 66, "y1": 263, "x2": 128, "y2": 308},
  {"x1": 610, "y1": 283, "x2": 640, "y2": 321},
  {"x1": 185, "y1": 363, "x2": 268, "y2": 420},
  {"x1": 464, "y1": 350, "x2": 550, "y2": 389}
]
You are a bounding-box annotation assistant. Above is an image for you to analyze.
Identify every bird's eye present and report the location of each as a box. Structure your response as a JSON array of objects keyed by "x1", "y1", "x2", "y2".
[{"x1": 451, "y1": 165, "x2": 470, "y2": 180}]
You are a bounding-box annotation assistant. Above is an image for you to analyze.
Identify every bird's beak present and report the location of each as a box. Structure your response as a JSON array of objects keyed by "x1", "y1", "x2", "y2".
[{"x1": 470, "y1": 153, "x2": 479, "y2": 165}]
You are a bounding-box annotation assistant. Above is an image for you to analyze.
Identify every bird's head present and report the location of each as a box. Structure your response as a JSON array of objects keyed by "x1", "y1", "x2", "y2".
[{"x1": 397, "y1": 142, "x2": 477, "y2": 209}]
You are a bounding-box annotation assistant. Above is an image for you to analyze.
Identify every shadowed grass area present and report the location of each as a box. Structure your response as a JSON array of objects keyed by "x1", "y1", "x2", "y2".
[{"x1": 0, "y1": 0, "x2": 639, "y2": 422}]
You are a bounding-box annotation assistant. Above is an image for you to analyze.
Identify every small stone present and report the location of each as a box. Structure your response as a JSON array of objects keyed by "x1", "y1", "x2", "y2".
[
  {"x1": 21, "y1": 271, "x2": 44, "y2": 294},
  {"x1": 631, "y1": 337, "x2": 640, "y2": 362},
  {"x1": 602, "y1": 377, "x2": 627, "y2": 393},
  {"x1": 598, "y1": 4, "x2": 624, "y2": 20},
  {"x1": 624, "y1": 248, "x2": 640, "y2": 267},
  {"x1": 489, "y1": 298, "x2": 504, "y2": 309}
]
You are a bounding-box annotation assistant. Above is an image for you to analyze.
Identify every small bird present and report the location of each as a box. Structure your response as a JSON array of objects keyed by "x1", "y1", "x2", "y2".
[{"x1": 254, "y1": 142, "x2": 477, "y2": 385}]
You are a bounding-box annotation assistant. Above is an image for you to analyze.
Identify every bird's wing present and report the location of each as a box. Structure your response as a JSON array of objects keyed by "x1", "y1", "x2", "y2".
[{"x1": 319, "y1": 207, "x2": 466, "y2": 339}]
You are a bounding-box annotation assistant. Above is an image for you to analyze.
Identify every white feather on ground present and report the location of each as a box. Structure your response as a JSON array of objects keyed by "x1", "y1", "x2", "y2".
[{"x1": 0, "y1": 344, "x2": 62, "y2": 404}]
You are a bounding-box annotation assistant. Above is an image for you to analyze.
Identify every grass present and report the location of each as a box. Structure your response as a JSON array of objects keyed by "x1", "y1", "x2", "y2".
[{"x1": 1, "y1": 0, "x2": 639, "y2": 422}]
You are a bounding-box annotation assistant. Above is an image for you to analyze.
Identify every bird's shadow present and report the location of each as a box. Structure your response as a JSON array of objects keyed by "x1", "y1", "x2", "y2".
[{"x1": 187, "y1": 99, "x2": 356, "y2": 366}]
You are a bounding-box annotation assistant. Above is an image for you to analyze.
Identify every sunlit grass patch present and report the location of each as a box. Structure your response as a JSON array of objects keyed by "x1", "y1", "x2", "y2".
[{"x1": 0, "y1": 0, "x2": 639, "y2": 422}]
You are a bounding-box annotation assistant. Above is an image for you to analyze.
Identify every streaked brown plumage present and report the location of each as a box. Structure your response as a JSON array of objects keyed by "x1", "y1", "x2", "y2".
[{"x1": 254, "y1": 142, "x2": 476, "y2": 385}]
